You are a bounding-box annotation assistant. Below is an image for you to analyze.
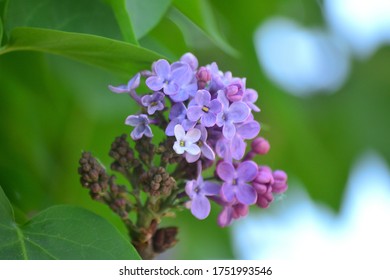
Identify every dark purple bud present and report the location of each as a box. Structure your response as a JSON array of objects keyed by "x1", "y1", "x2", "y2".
[{"x1": 251, "y1": 137, "x2": 270, "y2": 155}]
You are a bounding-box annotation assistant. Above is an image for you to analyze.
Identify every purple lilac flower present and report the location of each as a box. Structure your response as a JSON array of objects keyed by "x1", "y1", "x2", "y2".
[
  {"x1": 170, "y1": 79, "x2": 198, "y2": 102},
  {"x1": 185, "y1": 175, "x2": 220, "y2": 219},
  {"x1": 125, "y1": 114, "x2": 153, "y2": 140},
  {"x1": 186, "y1": 125, "x2": 215, "y2": 163},
  {"x1": 109, "y1": 52, "x2": 287, "y2": 228},
  {"x1": 141, "y1": 92, "x2": 165, "y2": 115},
  {"x1": 146, "y1": 59, "x2": 196, "y2": 102},
  {"x1": 173, "y1": 125, "x2": 201, "y2": 156},
  {"x1": 216, "y1": 91, "x2": 250, "y2": 139},
  {"x1": 165, "y1": 103, "x2": 196, "y2": 136},
  {"x1": 217, "y1": 161, "x2": 258, "y2": 205},
  {"x1": 231, "y1": 120, "x2": 261, "y2": 160},
  {"x1": 109, "y1": 73, "x2": 140, "y2": 94},
  {"x1": 187, "y1": 90, "x2": 222, "y2": 127}
]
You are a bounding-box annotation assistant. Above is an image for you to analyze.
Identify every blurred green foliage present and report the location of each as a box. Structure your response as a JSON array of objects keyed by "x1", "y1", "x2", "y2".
[{"x1": 1, "y1": 0, "x2": 390, "y2": 259}]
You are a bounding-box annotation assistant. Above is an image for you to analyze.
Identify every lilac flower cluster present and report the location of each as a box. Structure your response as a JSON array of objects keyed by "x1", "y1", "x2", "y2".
[{"x1": 109, "y1": 53, "x2": 287, "y2": 227}]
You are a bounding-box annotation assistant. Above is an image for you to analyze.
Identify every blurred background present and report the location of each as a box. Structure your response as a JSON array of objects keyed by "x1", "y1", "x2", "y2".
[{"x1": 1, "y1": 0, "x2": 389, "y2": 259}]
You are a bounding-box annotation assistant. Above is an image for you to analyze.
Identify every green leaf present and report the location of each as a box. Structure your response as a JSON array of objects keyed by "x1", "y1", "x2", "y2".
[
  {"x1": 125, "y1": 0, "x2": 172, "y2": 39},
  {"x1": 0, "y1": 186, "x2": 140, "y2": 260},
  {"x1": 105, "y1": 0, "x2": 138, "y2": 44},
  {"x1": 172, "y1": 0, "x2": 238, "y2": 57},
  {"x1": 0, "y1": 27, "x2": 165, "y2": 75},
  {"x1": 4, "y1": 0, "x2": 122, "y2": 40}
]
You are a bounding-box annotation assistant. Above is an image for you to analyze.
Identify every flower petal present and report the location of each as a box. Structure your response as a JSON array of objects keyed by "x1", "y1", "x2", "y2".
[
  {"x1": 182, "y1": 119, "x2": 197, "y2": 131},
  {"x1": 185, "y1": 143, "x2": 201, "y2": 155},
  {"x1": 221, "y1": 183, "x2": 235, "y2": 203},
  {"x1": 187, "y1": 106, "x2": 203, "y2": 122},
  {"x1": 127, "y1": 73, "x2": 141, "y2": 90},
  {"x1": 171, "y1": 63, "x2": 192, "y2": 85},
  {"x1": 218, "y1": 206, "x2": 233, "y2": 227},
  {"x1": 174, "y1": 124, "x2": 186, "y2": 140},
  {"x1": 185, "y1": 179, "x2": 196, "y2": 197},
  {"x1": 201, "y1": 112, "x2": 217, "y2": 127},
  {"x1": 236, "y1": 121, "x2": 260, "y2": 139},
  {"x1": 185, "y1": 128, "x2": 201, "y2": 143},
  {"x1": 229, "y1": 102, "x2": 250, "y2": 123},
  {"x1": 217, "y1": 161, "x2": 235, "y2": 182},
  {"x1": 185, "y1": 152, "x2": 200, "y2": 163},
  {"x1": 154, "y1": 59, "x2": 170, "y2": 79},
  {"x1": 231, "y1": 135, "x2": 246, "y2": 160},
  {"x1": 195, "y1": 90, "x2": 211, "y2": 106},
  {"x1": 143, "y1": 125, "x2": 153, "y2": 138},
  {"x1": 202, "y1": 181, "x2": 221, "y2": 196},
  {"x1": 169, "y1": 102, "x2": 186, "y2": 120},
  {"x1": 125, "y1": 115, "x2": 142, "y2": 126},
  {"x1": 191, "y1": 195, "x2": 211, "y2": 220},
  {"x1": 223, "y1": 122, "x2": 236, "y2": 139},
  {"x1": 146, "y1": 76, "x2": 164, "y2": 91},
  {"x1": 108, "y1": 84, "x2": 129, "y2": 94},
  {"x1": 130, "y1": 124, "x2": 145, "y2": 140},
  {"x1": 164, "y1": 82, "x2": 180, "y2": 95},
  {"x1": 141, "y1": 94, "x2": 153, "y2": 106},
  {"x1": 165, "y1": 119, "x2": 181, "y2": 136},
  {"x1": 237, "y1": 161, "x2": 258, "y2": 182},
  {"x1": 217, "y1": 90, "x2": 229, "y2": 109},
  {"x1": 209, "y1": 99, "x2": 222, "y2": 114},
  {"x1": 201, "y1": 142, "x2": 215, "y2": 160},
  {"x1": 236, "y1": 184, "x2": 257, "y2": 205},
  {"x1": 173, "y1": 141, "x2": 185, "y2": 154}
]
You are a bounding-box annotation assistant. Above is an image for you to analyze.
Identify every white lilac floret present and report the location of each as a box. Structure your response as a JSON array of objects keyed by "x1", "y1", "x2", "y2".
[
  {"x1": 172, "y1": 124, "x2": 201, "y2": 156},
  {"x1": 110, "y1": 52, "x2": 288, "y2": 227}
]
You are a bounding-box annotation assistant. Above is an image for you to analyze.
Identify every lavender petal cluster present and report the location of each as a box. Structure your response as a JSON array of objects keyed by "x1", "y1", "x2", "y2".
[{"x1": 109, "y1": 53, "x2": 287, "y2": 227}]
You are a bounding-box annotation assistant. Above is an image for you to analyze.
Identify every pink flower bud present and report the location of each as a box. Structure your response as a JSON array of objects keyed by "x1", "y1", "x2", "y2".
[
  {"x1": 251, "y1": 137, "x2": 270, "y2": 155},
  {"x1": 272, "y1": 170, "x2": 288, "y2": 193}
]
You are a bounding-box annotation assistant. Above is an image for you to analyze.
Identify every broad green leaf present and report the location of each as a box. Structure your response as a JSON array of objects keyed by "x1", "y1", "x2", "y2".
[
  {"x1": 125, "y1": 0, "x2": 172, "y2": 39},
  {"x1": 172, "y1": 0, "x2": 238, "y2": 57},
  {"x1": 0, "y1": 186, "x2": 140, "y2": 260},
  {"x1": 4, "y1": 0, "x2": 122, "y2": 40},
  {"x1": 0, "y1": 27, "x2": 165, "y2": 75},
  {"x1": 104, "y1": 0, "x2": 138, "y2": 44}
]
